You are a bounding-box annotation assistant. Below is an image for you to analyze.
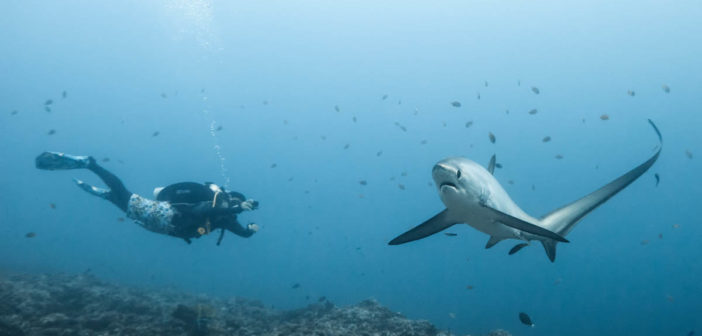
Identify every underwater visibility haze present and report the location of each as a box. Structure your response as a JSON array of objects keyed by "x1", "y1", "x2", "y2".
[{"x1": 1, "y1": 1, "x2": 701, "y2": 335}]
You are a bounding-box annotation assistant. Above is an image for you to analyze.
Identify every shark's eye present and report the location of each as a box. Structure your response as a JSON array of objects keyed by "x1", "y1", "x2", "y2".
[{"x1": 456, "y1": 169, "x2": 462, "y2": 179}]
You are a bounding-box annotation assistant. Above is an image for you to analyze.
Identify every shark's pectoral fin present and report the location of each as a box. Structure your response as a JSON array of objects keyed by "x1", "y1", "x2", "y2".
[
  {"x1": 487, "y1": 155, "x2": 496, "y2": 175},
  {"x1": 485, "y1": 236, "x2": 503, "y2": 249},
  {"x1": 389, "y1": 209, "x2": 459, "y2": 245},
  {"x1": 480, "y1": 204, "x2": 569, "y2": 243},
  {"x1": 508, "y1": 243, "x2": 529, "y2": 255}
]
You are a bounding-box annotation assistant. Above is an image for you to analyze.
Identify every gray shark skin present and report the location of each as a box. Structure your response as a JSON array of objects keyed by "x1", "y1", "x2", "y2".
[{"x1": 389, "y1": 119, "x2": 662, "y2": 262}]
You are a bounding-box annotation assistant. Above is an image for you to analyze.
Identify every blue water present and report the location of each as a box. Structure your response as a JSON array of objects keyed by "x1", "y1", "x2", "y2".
[{"x1": 1, "y1": 1, "x2": 701, "y2": 335}]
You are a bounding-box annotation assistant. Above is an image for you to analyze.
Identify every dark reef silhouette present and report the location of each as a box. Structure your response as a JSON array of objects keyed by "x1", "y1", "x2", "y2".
[{"x1": 0, "y1": 272, "x2": 511, "y2": 336}]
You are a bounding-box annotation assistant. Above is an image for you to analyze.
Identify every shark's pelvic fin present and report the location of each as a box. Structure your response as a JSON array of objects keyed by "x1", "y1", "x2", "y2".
[
  {"x1": 388, "y1": 209, "x2": 459, "y2": 245},
  {"x1": 508, "y1": 243, "x2": 529, "y2": 255},
  {"x1": 537, "y1": 119, "x2": 663, "y2": 262},
  {"x1": 487, "y1": 155, "x2": 496, "y2": 175},
  {"x1": 541, "y1": 240, "x2": 557, "y2": 262},
  {"x1": 485, "y1": 236, "x2": 503, "y2": 249}
]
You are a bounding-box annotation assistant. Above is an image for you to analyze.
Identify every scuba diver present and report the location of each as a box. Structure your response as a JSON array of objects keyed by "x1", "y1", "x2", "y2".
[{"x1": 35, "y1": 151, "x2": 259, "y2": 245}]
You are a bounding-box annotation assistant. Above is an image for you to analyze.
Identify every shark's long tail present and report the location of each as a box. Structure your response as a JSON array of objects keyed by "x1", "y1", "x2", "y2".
[{"x1": 536, "y1": 119, "x2": 662, "y2": 262}]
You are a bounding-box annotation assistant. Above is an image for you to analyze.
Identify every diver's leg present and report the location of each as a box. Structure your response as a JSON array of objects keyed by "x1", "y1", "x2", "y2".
[{"x1": 85, "y1": 159, "x2": 132, "y2": 212}]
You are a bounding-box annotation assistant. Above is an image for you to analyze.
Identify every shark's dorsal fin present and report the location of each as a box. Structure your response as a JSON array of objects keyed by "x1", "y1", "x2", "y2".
[
  {"x1": 487, "y1": 155, "x2": 496, "y2": 175},
  {"x1": 388, "y1": 209, "x2": 459, "y2": 245},
  {"x1": 508, "y1": 243, "x2": 529, "y2": 255},
  {"x1": 485, "y1": 236, "x2": 503, "y2": 249},
  {"x1": 540, "y1": 119, "x2": 662, "y2": 237}
]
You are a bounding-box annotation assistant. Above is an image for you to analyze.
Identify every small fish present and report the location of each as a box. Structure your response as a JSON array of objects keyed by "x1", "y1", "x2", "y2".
[
  {"x1": 451, "y1": 101, "x2": 462, "y2": 108},
  {"x1": 508, "y1": 180, "x2": 514, "y2": 185},
  {"x1": 152, "y1": 131, "x2": 160, "y2": 137},
  {"x1": 334, "y1": 105, "x2": 340, "y2": 112},
  {"x1": 283, "y1": 120, "x2": 288, "y2": 125},
  {"x1": 288, "y1": 177, "x2": 294, "y2": 182},
  {"x1": 382, "y1": 94, "x2": 388, "y2": 100},
  {"x1": 662, "y1": 85, "x2": 670, "y2": 93},
  {"x1": 420, "y1": 140, "x2": 427, "y2": 145},
  {"x1": 673, "y1": 224, "x2": 680, "y2": 229},
  {"x1": 216, "y1": 125, "x2": 223, "y2": 131},
  {"x1": 532, "y1": 184, "x2": 536, "y2": 191},
  {"x1": 270, "y1": 163, "x2": 277, "y2": 168},
  {"x1": 519, "y1": 312, "x2": 534, "y2": 327},
  {"x1": 517, "y1": 80, "x2": 521, "y2": 86},
  {"x1": 528, "y1": 109, "x2": 538, "y2": 115},
  {"x1": 658, "y1": 233, "x2": 663, "y2": 239},
  {"x1": 666, "y1": 294, "x2": 674, "y2": 302},
  {"x1": 555, "y1": 154, "x2": 563, "y2": 159},
  {"x1": 47, "y1": 129, "x2": 56, "y2": 135},
  {"x1": 160, "y1": 93, "x2": 167, "y2": 98},
  {"x1": 401, "y1": 172, "x2": 407, "y2": 177},
  {"x1": 44, "y1": 99, "x2": 53, "y2": 105},
  {"x1": 321, "y1": 135, "x2": 327, "y2": 140},
  {"x1": 448, "y1": 312, "x2": 456, "y2": 319},
  {"x1": 398, "y1": 184, "x2": 405, "y2": 190},
  {"x1": 25, "y1": 232, "x2": 36, "y2": 238},
  {"x1": 376, "y1": 151, "x2": 383, "y2": 157},
  {"x1": 531, "y1": 87, "x2": 540, "y2": 94},
  {"x1": 685, "y1": 150, "x2": 693, "y2": 159},
  {"x1": 687, "y1": 330, "x2": 694, "y2": 336},
  {"x1": 476, "y1": 93, "x2": 481, "y2": 100},
  {"x1": 49, "y1": 203, "x2": 56, "y2": 209},
  {"x1": 397, "y1": 100, "x2": 402, "y2": 105},
  {"x1": 352, "y1": 116, "x2": 357, "y2": 123},
  {"x1": 488, "y1": 132, "x2": 496, "y2": 144},
  {"x1": 641, "y1": 240, "x2": 649, "y2": 245},
  {"x1": 359, "y1": 180, "x2": 367, "y2": 186},
  {"x1": 117, "y1": 217, "x2": 125, "y2": 222},
  {"x1": 444, "y1": 232, "x2": 457, "y2": 237},
  {"x1": 263, "y1": 100, "x2": 269, "y2": 105},
  {"x1": 495, "y1": 163, "x2": 503, "y2": 169},
  {"x1": 542, "y1": 136, "x2": 551, "y2": 143},
  {"x1": 600, "y1": 114, "x2": 610, "y2": 120},
  {"x1": 466, "y1": 285, "x2": 474, "y2": 290},
  {"x1": 399, "y1": 126, "x2": 407, "y2": 132},
  {"x1": 465, "y1": 121, "x2": 473, "y2": 128},
  {"x1": 318, "y1": 296, "x2": 326, "y2": 302},
  {"x1": 428, "y1": 182, "x2": 433, "y2": 187},
  {"x1": 291, "y1": 283, "x2": 301, "y2": 289},
  {"x1": 359, "y1": 194, "x2": 364, "y2": 198},
  {"x1": 62, "y1": 91, "x2": 67, "y2": 98},
  {"x1": 554, "y1": 278, "x2": 562, "y2": 285},
  {"x1": 10, "y1": 110, "x2": 18, "y2": 115},
  {"x1": 654, "y1": 173, "x2": 660, "y2": 186},
  {"x1": 442, "y1": 121, "x2": 447, "y2": 127},
  {"x1": 44, "y1": 106, "x2": 51, "y2": 113},
  {"x1": 344, "y1": 144, "x2": 350, "y2": 149},
  {"x1": 627, "y1": 90, "x2": 635, "y2": 97},
  {"x1": 102, "y1": 158, "x2": 110, "y2": 163}
]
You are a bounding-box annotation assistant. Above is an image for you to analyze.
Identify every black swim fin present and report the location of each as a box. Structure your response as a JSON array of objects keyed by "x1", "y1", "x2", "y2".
[{"x1": 36, "y1": 152, "x2": 90, "y2": 170}]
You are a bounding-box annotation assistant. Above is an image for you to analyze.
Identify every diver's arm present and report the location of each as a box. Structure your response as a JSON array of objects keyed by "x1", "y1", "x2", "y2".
[{"x1": 225, "y1": 218, "x2": 258, "y2": 238}]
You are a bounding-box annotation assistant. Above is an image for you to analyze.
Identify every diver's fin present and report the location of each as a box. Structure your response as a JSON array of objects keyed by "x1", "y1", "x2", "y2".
[
  {"x1": 485, "y1": 236, "x2": 503, "y2": 249},
  {"x1": 540, "y1": 240, "x2": 557, "y2": 262},
  {"x1": 487, "y1": 155, "x2": 496, "y2": 175},
  {"x1": 539, "y1": 119, "x2": 662, "y2": 237},
  {"x1": 36, "y1": 152, "x2": 91, "y2": 170},
  {"x1": 480, "y1": 204, "x2": 568, "y2": 242},
  {"x1": 389, "y1": 209, "x2": 459, "y2": 245},
  {"x1": 509, "y1": 243, "x2": 529, "y2": 255},
  {"x1": 73, "y1": 178, "x2": 111, "y2": 200}
]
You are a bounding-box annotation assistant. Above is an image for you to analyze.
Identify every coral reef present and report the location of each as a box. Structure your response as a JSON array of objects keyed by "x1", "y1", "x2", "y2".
[{"x1": 0, "y1": 272, "x2": 510, "y2": 336}]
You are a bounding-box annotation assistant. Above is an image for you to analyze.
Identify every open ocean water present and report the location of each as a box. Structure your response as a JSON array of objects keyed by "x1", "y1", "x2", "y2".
[{"x1": 1, "y1": 1, "x2": 701, "y2": 335}]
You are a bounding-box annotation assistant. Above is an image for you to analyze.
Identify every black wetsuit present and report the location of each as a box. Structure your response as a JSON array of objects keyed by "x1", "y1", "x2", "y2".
[{"x1": 86, "y1": 159, "x2": 255, "y2": 244}]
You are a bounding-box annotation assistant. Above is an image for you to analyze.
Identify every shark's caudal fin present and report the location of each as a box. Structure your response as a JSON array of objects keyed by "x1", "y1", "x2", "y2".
[{"x1": 537, "y1": 119, "x2": 662, "y2": 262}]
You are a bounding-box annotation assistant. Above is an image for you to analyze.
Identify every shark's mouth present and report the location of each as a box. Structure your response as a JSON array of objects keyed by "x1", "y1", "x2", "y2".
[{"x1": 440, "y1": 182, "x2": 457, "y2": 189}]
